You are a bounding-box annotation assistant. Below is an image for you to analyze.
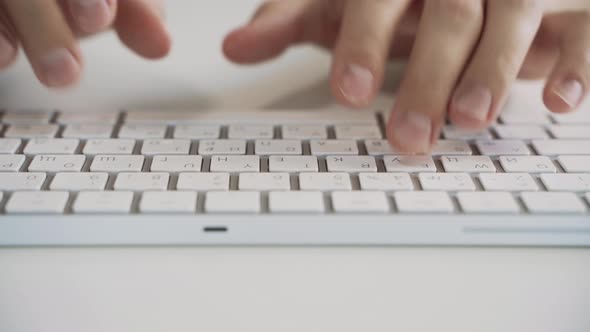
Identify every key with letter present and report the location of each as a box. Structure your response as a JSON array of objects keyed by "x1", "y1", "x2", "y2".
[
  {"x1": 150, "y1": 155, "x2": 203, "y2": 172},
  {"x1": 90, "y1": 155, "x2": 145, "y2": 172},
  {"x1": 239, "y1": 173, "x2": 291, "y2": 191},
  {"x1": 209, "y1": 155, "x2": 260, "y2": 173},
  {"x1": 268, "y1": 156, "x2": 318, "y2": 173},
  {"x1": 0, "y1": 172, "x2": 46, "y2": 190},
  {"x1": 419, "y1": 173, "x2": 476, "y2": 191},
  {"x1": 177, "y1": 173, "x2": 230, "y2": 191},
  {"x1": 50, "y1": 173, "x2": 108, "y2": 191},
  {"x1": 299, "y1": 173, "x2": 352, "y2": 191},
  {"x1": 114, "y1": 172, "x2": 169, "y2": 191},
  {"x1": 326, "y1": 156, "x2": 378, "y2": 173},
  {"x1": 28, "y1": 155, "x2": 86, "y2": 172}
]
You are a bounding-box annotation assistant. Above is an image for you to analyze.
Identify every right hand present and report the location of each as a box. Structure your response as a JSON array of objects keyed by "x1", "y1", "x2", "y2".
[{"x1": 0, "y1": 0, "x2": 171, "y2": 88}]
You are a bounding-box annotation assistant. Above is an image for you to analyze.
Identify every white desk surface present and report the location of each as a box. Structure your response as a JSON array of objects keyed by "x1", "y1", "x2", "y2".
[{"x1": 1, "y1": 2, "x2": 589, "y2": 331}]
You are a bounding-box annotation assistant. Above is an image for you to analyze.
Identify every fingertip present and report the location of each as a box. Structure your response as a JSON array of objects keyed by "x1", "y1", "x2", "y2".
[
  {"x1": 330, "y1": 63, "x2": 377, "y2": 109},
  {"x1": 543, "y1": 77, "x2": 585, "y2": 113},
  {"x1": 68, "y1": 0, "x2": 116, "y2": 34},
  {"x1": 36, "y1": 47, "x2": 83, "y2": 88}
]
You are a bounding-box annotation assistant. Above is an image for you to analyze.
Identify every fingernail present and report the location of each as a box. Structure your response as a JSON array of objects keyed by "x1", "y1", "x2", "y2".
[
  {"x1": 390, "y1": 110, "x2": 433, "y2": 153},
  {"x1": 451, "y1": 85, "x2": 492, "y2": 123},
  {"x1": 338, "y1": 64, "x2": 374, "y2": 106},
  {"x1": 39, "y1": 48, "x2": 81, "y2": 87},
  {"x1": 71, "y1": 0, "x2": 111, "y2": 33},
  {"x1": 553, "y1": 79, "x2": 583, "y2": 108},
  {"x1": 0, "y1": 33, "x2": 15, "y2": 65}
]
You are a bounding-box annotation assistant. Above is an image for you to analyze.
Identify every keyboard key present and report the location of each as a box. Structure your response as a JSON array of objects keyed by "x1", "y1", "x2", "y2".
[
  {"x1": 558, "y1": 155, "x2": 590, "y2": 173},
  {"x1": 5, "y1": 191, "x2": 68, "y2": 214},
  {"x1": 0, "y1": 155, "x2": 25, "y2": 172},
  {"x1": 114, "y1": 172, "x2": 169, "y2": 191},
  {"x1": 443, "y1": 126, "x2": 492, "y2": 140},
  {"x1": 499, "y1": 156, "x2": 556, "y2": 173},
  {"x1": 73, "y1": 191, "x2": 133, "y2": 214},
  {"x1": 268, "y1": 191, "x2": 325, "y2": 213},
  {"x1": 475, "y1": 140, "x2": 530, "y2": 156},
  {"x1": 299, "y1": 173, "x2": 352, "y2": 191},
  {"x1": 90, "y1": 155, "x2": 144, "y2": 172},
  {"x1": 4, "y1": 124, "x2": 58, "y2": 138},
  {"x1": 419, "y1": 173, "x2": 476, "y2": 191},
  {"x1": 62, "y1": 124, "x2": 114, "y2": 139},
  {"x1": 0, "y1": 138, "x2": 22, "y2": 154},
  {"x1": 0, "y1": 172, "x2": 46, "y2": 190},
  {"x1": 331, "y1": 191, "x2": 389, "y2": 213},
  {"x1": 118, "y1": 124, "x2": 167, "y2": 139},
  {"x1": 24, "y1": 138, "x2": 79, "y2": 155},
  {"x1": 457, "y1": 192, "x2": 520, "y2": 214},
  {"x1": 173, "y1": 125, "x2": 221, "y2": 139},
  {"x1": 551, "y1": 111, "x2": 590, "y2": 124},
  {"x1": 209, "y1": 155, "x2": 260, "y2": 172},
  {"x1": 540, "y1": 174, "x2": 590, "y2": 192},
  {"x1": 334, "y1": 125, "x2": 382, "y2": 139},
  {"x1": 364, "y1": 140, "x2": 409, "y2": 156},
  {"x1": 198, "y1": 140, "x2": 246, "y2": 155},
  {"x1": 177, "y1": 173, "x2": 230, "y2": 191},
  {"x1": 358, "y1": 173, "x2": 414, "y2": 191},
  {"x1": 394, "y1": 191, "x2": 454, "y2": 213},
  {"x1": 384, "y1": 156, "x2": 437, "y2": 173},
  {"x1": 268, "y1": 156, "x2": 318, "y2": 173},
  {"x1": 479, "y1": 173, "x2": 538, "y2": 192},
  {"x1": 521, "y1": 192, "x2": 586, "y2": 214},
  {"x1": 500, "y1": 112, "x2": 551, "y2": 125},
  {"x1": 532, "y1": 140, "x2": 590, "y2": 155},
  {"x1": 239, "y1": 173, "x2": 290, "y2": 191},
  {"x1": 205, "y1": 191, "x2": 260, "y2": 214},
  {"x1": 281, "y1": 125, "x2": 327, "y2": 139},
  {"x1": 2, "y1": 110, "x2": 52, "y2": 124},
  {"x1": 326, "y1": 156, "x2": 377, "y2": 172},
  {"x1": 255, "y1": 140, "x2": 302, "y2": 155},
  {"x1": 228, "y1": 124, "x2": 274, "y2": 139},
  {"x1": 432, "y1": 140, "x2": 472, "y2": 156},
  {"x1": 140, "y1": 139, "x2": 191, "y2": 155},
  {"x1": 139, "y1": 191, "x2": 197, "y2": 214},
  {"x1": 310, "y1": 140, "x2": 358, "y2": 155},
  {"x1": 150, "y1": 155, "x2": 203, "y2": 172},
  {"x1": 547, "y1": 125, "x2": 590, "y2": 139},
  {"x1": 28, "y1": 155, "x2": 85, "y2": 172},
  {"x1": 57, "y1": 111, "x2": 119, "y2": 124},
  {"x1": 50, "y1": 173, "x2": 108, "y2": 191},
  {"x1": 83, "y1": 139, "x2": 136, "y2": 155},
  {"x1": 441, "y1": 156, "x2": 496, "y2": 173},
  {"x1": 493, "y1": 125, "x2": 549, "y2": 140}
]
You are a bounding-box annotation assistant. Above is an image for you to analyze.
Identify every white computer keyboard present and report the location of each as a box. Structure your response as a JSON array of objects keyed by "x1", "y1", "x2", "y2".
[{"x1": 0, "y1": 108, "x2": 589, "y2": 246}]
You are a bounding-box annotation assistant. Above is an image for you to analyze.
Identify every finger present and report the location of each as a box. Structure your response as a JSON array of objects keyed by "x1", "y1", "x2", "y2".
[
  {"x1": 543, "y1": 14, "x2": 590, "y2": 113},
  {"x1": 3, "y1": 0, "x2": 82, "y2": 87},
  {"x1": 65, "y1": 0, "x2": 117, "y2": 35},
  {"x1": 449, "y1": 0, "x2": 543, "y2": 128},
  {"x1": 387, "y1": 0, "x2": 484, "y2": 153},
  {"x1": 330, "y1": 0, "x2": 410, "y2": 108},
  {"x1": 114, "y1": 0, "x2": 171, "y2": 59},
  {"x1": 0, "y1": 10, "x2": 18, "y2": 69}
]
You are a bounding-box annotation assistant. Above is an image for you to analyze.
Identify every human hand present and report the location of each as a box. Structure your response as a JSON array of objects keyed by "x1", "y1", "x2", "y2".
[
  {"x1": 223, "y1": 0, "x2": 590, "y2": 153},
  {"x1": 0, "y1": 0, "x2": 171, "y2": 88}
]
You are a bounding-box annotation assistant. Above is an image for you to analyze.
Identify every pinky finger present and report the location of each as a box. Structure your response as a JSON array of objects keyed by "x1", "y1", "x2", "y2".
[{"x1": 543, "y1": 14, "x2": 590, "y2": 113}]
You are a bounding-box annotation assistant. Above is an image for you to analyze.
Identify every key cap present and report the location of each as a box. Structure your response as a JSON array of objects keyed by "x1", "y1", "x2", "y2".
[
  {"x1": 24, "y1": 138, "x2": 79, "y2": 155},
  {"x1": 268, "y1": 156, "x2": 319, "y2": 173},
  {"x1": 238, "y1": 173, "x2": 290, "y2": 191},
  {"x1": 90, "y1": 155, "x2": 145, "y2": 172},
  {"x1": 457, "y1": 192, "x2": 520, "y2": 214},
  {"x1": 0, "y1": 172, "x2": 46, "y2": 190},
  {"x1": 140, "y1": 139, "x2": 191, "y2": 155},
  {"x1": 310, "y1": 140, "x2": 359, "y2": 155},
  {"x1": 205, "y1": 191, "x2": 261, "y2": 214},
  {"x1": 281, "y1": 125, "x2": 327, "y2": 139},
  {"x1": 384, "y1": 156, "x2": 437, "y2": 173},
  {"x1": 28, "y1": 155, "x2": 85, "y2": 172},
  {"x1": 209, "y1": 155, "x2": 260, "y2": 172},
  {"x1": 547, "y1": 125, "x2": 590, "y2": 139},
  {"x1": 334, "y1": 125, "x2": 382, "y2": 139},
  {"x1": 50, "y1": 172, "x2": 108, "y2": 191},
  {"x1": 476, "y1": 140, "x2": 530, "y2": 156},
  {"x1": 177, "y1": 173, "x2": 230, "y2": 191},
  {"x1": 62, "y1": 124, "x2": 114, "y2": 139},
  {"x1": 198, "y1": 140, "x2": 246, "y2": 155},
  {"x1": 331, "y1": 191, "x2": 389, "y2": 213},
  {"x1": 479, "y1": 173, "x2": 538, "y2": 192},
  {"x1": 2, "y1": 110, "x2": 52, "y2": 124},
  {"x1": 299, "y1": 173, "x2": 352, "y2": 191},
  {"x1": 173, "y1": 124, "x2": 221, "y2": 139},
  {"x1": 268, "y1": 191, "x2": 325, "y2": 213},
  {"x1": 150, "y1": 155, "x2": 203, "y2": 172},
  {"x1": 326, "y1": 156, "x2": 378, "y2": 172},
  {"x1": 441, "y1": 156, "x2": 496, "y2": 173},
  {"x1": 0, "y1": 138, "x2": 21, "y2": 154},
  {"x1": 5, "y1": 191, "x2": 68, "y2": 214},
  {"x1": 114, "y1": 172, "x2": 169, "y2": 191},
  {"x1": 118, "y1": 124, "x2": 167, "y2": 139},
  {"x1": 73, "y1": 191, "x2": 133, "y2": 214},
  {"x1": 83, "y1": 139, "x2": 136, "y2": 155},
  {"x1": 551, "y1": 111, "x2": 590, "y2": 125},
  {"x1": 255, "y1": 140, "x2": 302, "y2": 155},
  {"x1": 493, "y1": 125, "x2": 549, "y2": 140},
  {"x1": 364, "y1": 140, "x2": 410, "y2": 156},
  {"x1": 228, "y1": 124, "x2": 274, "y2": 139},
  {"x1": 443, "y1": 126, "x2": 492, "y2": 140},
  {"x1": 57, "y1": 111, "x2": 119, "y2": 124},
  {"x1": 499, "y1": 156, "x2": 556, "y2": 173},
  {"x1": 500, "y1": 112, "x2": 551, "y2": 125},
  {"x1": 419, "y1": 173, "x2": 476, "y2": 191},
  {"x1": 558, "y1": 155, "x2": 590, "y2": 172},
  {"x1": 0, "y1": 155, "x2": 25, "y2": 172},
  {"x1": 358, "y1": 173, "x2": 414, "y2": 191},
  {"x1": 4, "y1": 124, "x2": 58, "y2": 138},
  {"x1": 532, "y1": 140, "x2": 590, "y2": 155},
  {"x1": 139, "y1": 191, "x2": 197, "y2": 214},
  {"x1": 432, "y1": 140, "x2": 472, "y2": 156},
  {"x1": 394, "y1": 191, "x2": 454, "y2": 213},
  {"x1": 540, "y1": 173, "x2": 590, "y2": 192},
  {"x1": 521, "y1": 192, "x2": 586, "y2": 214}
]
